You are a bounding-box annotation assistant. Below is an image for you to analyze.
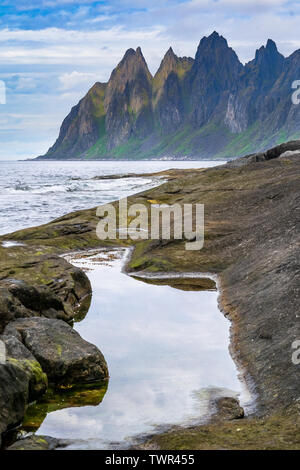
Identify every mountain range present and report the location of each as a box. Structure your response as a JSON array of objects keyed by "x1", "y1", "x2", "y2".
[{"x1": 38, "y1": 32, "x2": 300, "y2": 160}]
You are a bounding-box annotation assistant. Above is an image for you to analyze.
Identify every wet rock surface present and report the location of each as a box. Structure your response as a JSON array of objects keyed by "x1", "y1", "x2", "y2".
[
  {"x1": 6, "y1": 435, "x2": 69, "y2": 451},
  {"x1": 4, "y1": 317, "x2": 109, "y2": 386}
]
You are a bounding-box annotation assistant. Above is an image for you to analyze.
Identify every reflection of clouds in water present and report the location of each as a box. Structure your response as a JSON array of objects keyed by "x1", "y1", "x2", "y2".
[
  {"x1": 42, "y1": 409, "x2": 104, "y2": 437},
  {"x1": 37, "y1": 252, "x2": 242, "y2": 448}
]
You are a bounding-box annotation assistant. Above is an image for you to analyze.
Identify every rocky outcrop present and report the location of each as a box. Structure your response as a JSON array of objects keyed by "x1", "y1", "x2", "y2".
[
  {"x1": 0, "y1": 316, "x2": 108, "y2": 446},
  {"x1": 227, "y1": 139, "x2": 300, "y2": 167},
  {"x1": 0, "y1": 244, "x2": 106, "y2": 446},
  {"x1": 0, "y1": 249, "x2": 92, "y2": 334},
  {"x1": 213, "y1": 397, "x2": 244, "y2": 421},
  {"x1": 4, "y1": 317, "x2": 108, "y2": 386},
  {"x1": 37, "y1": 32, "x2": 300, "y2": 160}
]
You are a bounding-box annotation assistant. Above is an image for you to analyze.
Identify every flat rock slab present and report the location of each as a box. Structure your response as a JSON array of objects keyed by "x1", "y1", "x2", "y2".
[{"x1": 4, "y1": 317, "x2": 109, "y2": 386}]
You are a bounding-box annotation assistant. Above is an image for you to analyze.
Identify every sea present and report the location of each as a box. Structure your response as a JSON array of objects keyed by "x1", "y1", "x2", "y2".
[{"x1": 0, "y1": 160, "x2": 224, "y2": 236}]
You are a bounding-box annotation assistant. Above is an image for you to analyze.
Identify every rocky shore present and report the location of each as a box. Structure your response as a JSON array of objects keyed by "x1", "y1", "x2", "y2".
[{"x1": 0, "y1": 140, "x2": 299, "y2": 449}]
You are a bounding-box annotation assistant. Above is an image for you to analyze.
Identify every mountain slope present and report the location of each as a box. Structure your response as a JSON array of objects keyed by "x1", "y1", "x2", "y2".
[{"x1": 38, "y1": 32, "x2": 300, "y2": 160}]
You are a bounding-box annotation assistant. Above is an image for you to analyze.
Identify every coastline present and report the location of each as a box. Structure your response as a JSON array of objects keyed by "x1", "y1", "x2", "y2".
[{"x1": 0, "y1": 148, "x2": 299, "y2": 449}]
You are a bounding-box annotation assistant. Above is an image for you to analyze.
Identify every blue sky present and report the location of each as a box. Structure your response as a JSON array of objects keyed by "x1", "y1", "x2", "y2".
[{"x1": 1, "y1": 0, "x2": 300, "y2": 160}]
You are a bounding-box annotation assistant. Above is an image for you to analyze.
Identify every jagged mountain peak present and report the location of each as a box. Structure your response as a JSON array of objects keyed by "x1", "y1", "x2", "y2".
[
  {"x1": 266, "y1": 39, "x2": 278, "y2": 52},
  {"x1": 165, "y1": 46, "x2": 176, "y2": 58},
  {"x1": 123, "y1": 47, "x2": 135, "y2": 58},
  {"x1": 254, "y1": 39, "x2": 283, "y2": 63},
  {"x1": 106, "y1": 46, "x2": 152, "y2": 98},
  {"x1": 196, "y1": 31, "x2": 228, "y2": 54},
  {"x1": 153, "y1": 47, "x2": 193, "y2": 96},
  {"x1": 194, "y1": 31, "x2": 242, "y2": 74},
  {"x1": 155, "y1": 47, "x2": 178, "y2": 74},
  {"x1": 39, "y1": 34, "x2": 300, "y2": 161},
  {"x1": 116, "y1": 46, "x2": 150, "y2": 71}
]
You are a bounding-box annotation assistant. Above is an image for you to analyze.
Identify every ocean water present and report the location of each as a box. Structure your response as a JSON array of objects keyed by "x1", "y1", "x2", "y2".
[{"x1": 0, "y1": 160, "x2": 223, "y2": 236}]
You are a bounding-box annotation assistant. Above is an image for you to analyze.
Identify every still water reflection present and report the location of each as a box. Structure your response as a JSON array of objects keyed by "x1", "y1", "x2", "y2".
[{"x1": 31, "y1": 249, "x2": 244, "y2": 449}]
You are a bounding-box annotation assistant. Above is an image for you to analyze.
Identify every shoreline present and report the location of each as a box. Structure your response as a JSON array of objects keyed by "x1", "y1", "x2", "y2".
[{"x1": 0, "y1": 145, "x2": 299, "y2": 449}]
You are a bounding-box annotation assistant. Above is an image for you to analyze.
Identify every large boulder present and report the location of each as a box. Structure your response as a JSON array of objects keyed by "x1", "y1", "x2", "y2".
[
  {"x1": 4, "y1": 318, "x2": 109, "y2": 386},
  {"x1": 0, "y1": 333, "x2": 49, "y2": 448},
  {"x1": 0, "y1": 278, "x2": 74, "y2": 333},
  {"x1": 0, "y1": 250, "x2": 92, "y2": 334},
  {"x1": 1, "y1": 335, "x2": 47, "y2": 400}
]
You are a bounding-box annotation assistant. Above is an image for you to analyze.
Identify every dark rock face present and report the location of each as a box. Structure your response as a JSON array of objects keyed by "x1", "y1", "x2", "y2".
[
  {"x1": 38, "y1": 31, "x2": 300, "y2": 160},
  {"x1": 225, "y1": 39, "x2": 285, "y2": 133},
  {"x1": 4, "y1": 317, "x2": 109, "y2": 386},
  {"x1": 188, "y1": 32, "x2": 243, "y2": 128},
  {"x1": 0, "y1": 363, "x2": 29, "y2": 448},
  {"x1": 153, "y1": 48, "x2": 193, "y2": 134},
  {"x1": 43, "y1": 83, "x2": 107, "y2": 160}
]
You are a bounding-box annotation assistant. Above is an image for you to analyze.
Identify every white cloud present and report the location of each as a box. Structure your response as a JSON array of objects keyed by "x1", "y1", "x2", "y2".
[
  {"x1": 59, "y1": 71, "x2": 98, "y2": 90},
  {"x1": 15, "y1": 76, "x2": 36, "y2": 91}
]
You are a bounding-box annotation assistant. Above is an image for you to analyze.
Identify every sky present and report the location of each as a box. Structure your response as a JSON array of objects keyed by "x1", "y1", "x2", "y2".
[{"x1": 1, "y1": 0, "x2": 300, "y2": 160}]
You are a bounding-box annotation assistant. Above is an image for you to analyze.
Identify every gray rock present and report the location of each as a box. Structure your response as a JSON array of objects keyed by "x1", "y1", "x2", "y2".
[
  {"x1": 0, "y1": 252, "x2": 92, "y2": 334},
  {"x1": 279, "y1": 150, "x2": 300, "y2": 159},
  {"x1": 0, "y1": 363, "x2": 29, "y2": 448},
  {"x1": 1, "y1": 335, "x2": 47, "y2": 400},
  {"x1": 4, "y1": 317, "x2": 109, "y2": 386},
  {"x1": 6, "y1": 435, "x2": 69, "y2": 451},
  {"x1": 213, "y1": 396, "x2": 244, "y2": 421}
]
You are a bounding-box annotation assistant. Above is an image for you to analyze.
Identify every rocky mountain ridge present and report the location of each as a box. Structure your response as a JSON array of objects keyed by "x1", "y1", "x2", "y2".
[{"x1": 38, "y1": 32, "x2": 300, "y2": 160}]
